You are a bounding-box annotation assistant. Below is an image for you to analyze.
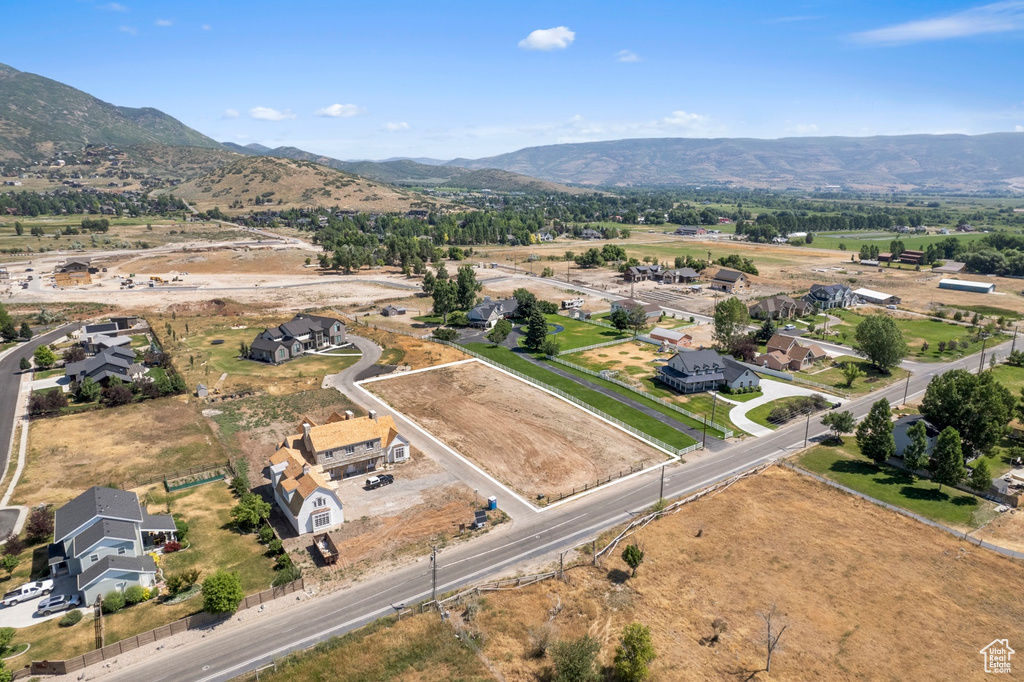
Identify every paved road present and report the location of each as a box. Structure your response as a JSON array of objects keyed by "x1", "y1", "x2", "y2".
[{"x1": 84, "y1": 336, "x2": 1018, "y2": 682}]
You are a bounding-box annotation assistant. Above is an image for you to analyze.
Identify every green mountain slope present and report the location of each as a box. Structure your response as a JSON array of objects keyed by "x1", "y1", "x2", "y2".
[
  {"x1": 447, "y1": 134, "x2": 1024, "y2": 191},
  {"x1": 0, "y1": 62, "x2": 224, "y2": 162}
]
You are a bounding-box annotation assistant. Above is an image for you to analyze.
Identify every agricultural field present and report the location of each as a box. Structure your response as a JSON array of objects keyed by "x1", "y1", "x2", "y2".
[
  {"x1": 797, "y1": 440, "x2": 994, "y2": 529},
  {"x1": 365, "y1": 360, "x2": 670, "y2": 501},
  {"x1": 6, "y1": 481, "x2": 277, "y2": 662},
  {"x1": 124, "y1": 246, "x2": 313, "y2": 275},
  {"x1": 14, "y1": 398, "x2": 228, "y2": 508},
  {"x1": 249, "y1": 465, "x2": 1024, "y2": 681}
]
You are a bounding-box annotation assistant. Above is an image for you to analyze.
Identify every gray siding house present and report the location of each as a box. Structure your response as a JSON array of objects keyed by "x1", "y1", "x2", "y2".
[
  {"x1": 802, "y1": 283, "x2": 856, "y2": 310},
  {"x1": 658, "y1": 349, "x2": 760, "y2": 394},
  {"x1": 250, "y1": 314, "x2": 346, "y2": 364}
]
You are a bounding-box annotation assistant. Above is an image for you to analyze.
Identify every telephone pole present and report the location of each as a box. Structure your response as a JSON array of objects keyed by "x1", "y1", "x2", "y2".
[
  {"x1": 803, "y1": 410, "x2": 811, "y2": 448},
  {"x1": 902, "y1": 372, "x2": 911, "y2": 406},
  {"x1": 659, "y1": 465, "x2": 666, "y2": 501},
  {"x1": 978, "y1": 334, "x2": 989, "y2": 373},
  {"x1": 430, "y1": 545, "x2": 438, "y2": 603}
]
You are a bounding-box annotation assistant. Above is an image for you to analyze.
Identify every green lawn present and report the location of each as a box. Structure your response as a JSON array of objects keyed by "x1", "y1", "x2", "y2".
[
  {"x1": 792, "y1": 355, "x2": 909, "y2": 395},
  {"x1": 130, "y1": 334, "x2": 151, "y2": 348},
  {"x1": 830, "y1": 309, "x2": 1007, "y2": 361},
  {"x1": 807, "y1": 230, "x2": 991, "y2": 253},
  {"x1": 464, "y1": 343, "x2": 695, "y2": 450},
  {"x1": 988, "y1": 363, "x2": 1024, "y2": 394},
  {"x1": 32, "y1": 368, "x2": 63, "y2": 380},
  {"x1": 797, "y1": 441, "x2": 993, "y2": 528},
  {"x1": 745, "y1": 397, "x2": 814, "y2": 429},
  {"x1": 722, "y1": 389, "x2": 764, "y2": 403},
  {"x1": 533, "y1": 314, "x2": 629, "y2": 351}
]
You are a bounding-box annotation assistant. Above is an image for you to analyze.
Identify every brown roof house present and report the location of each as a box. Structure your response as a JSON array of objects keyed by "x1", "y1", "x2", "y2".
[
  {"x1": 611, "y1": 298, "x2": 662, "y2": 320},
  {"x1": 756, "y1": 334, "x2": 828, "y2": 371},
  {"x1": 748, "y1": 295, "x2": 811, "y2": 320}
]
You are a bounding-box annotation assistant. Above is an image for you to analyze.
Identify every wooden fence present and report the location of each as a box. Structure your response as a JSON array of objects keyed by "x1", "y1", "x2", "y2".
[{"x1": 23, "y1": 579, "x2": 305, "y2": 678}]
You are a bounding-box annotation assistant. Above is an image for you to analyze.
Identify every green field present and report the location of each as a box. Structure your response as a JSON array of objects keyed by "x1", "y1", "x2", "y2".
[
  {"x1": 0, "y1": 216, "x2": 241, "y2": 256},
  {"x1": 806, "y1": 231, "x2": 991, "y2": 253},
  {"x1": 830, "y1": 310, "x2": 1007, "y2": 361},
  {"x1": 540, "y1": 314, "x2": 630, "y2": 350},
  {"x1": 744, "y1": 396, "x2": 817, "y2": 429},
  {"x1": 797, "y1": 441, "x2": 994, "y2": 528},
  {"x1": 463, "y1": 343, "x2": 696, "y2": 450}
]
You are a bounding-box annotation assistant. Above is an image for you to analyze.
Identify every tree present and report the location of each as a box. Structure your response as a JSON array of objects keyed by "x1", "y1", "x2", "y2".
[
  {"x1": 609, "y1": 309, "x2": 630, "y2": 332},
  {"x1": 202, "y1": 570, "x2": 245, "y2": 614},
  {"x1": 754, "y1": 317, "x2": 777, "y2": 343},
  {"x1": 455, "y1": 264, "x2": 482, "y2": 310},
  {"x1": 431, "y1": 278, "x2": 456, "y2": 324},
  {"x1": 18, "y1": 357, "x2": 30, "y2": 372},
  {"x1": 0, "y1": 626, "x2": 16, "y2": 682},
  {"x1": 63, "y1": 345, "x2": 86, "y2": 364},
  {"x1": 25, "y1": 507, "x2": 54, "y2": 543},
  {"x1": 18, "y1": 322, "x2": 31, "y2": 340},
  {"x1": 840, "y1": 362, "x2": 863, "y2": 388},
  {"x1": 549, "y1": 635, "x2": 600, "y2": 682},
  {"x1": 932, "y1": 426, "x2": 966, "y2": 491},
  {"x1": 821, "y1": 410, "x2": 854, "y2": 444},
  {"x1": 970, "y1": 459, "x2": 993, "y2": 492},
  {"x1": 101, "y1": 378, "x2": 134, "y2": 407},
  {"x1": 432, "y1": 328, "x2": 458, "y2": 342},
  {"x1": 541, "y1": 336, "x2": 561, "y2": 357},
  {"x1": 713, "y1": 297, "x2": 749, "y2": 351},
  {"x1": 626, "y1": 305, "x2": 648, "y2": 337},
  {"x1": 485, "y1": 319, "x2": 512, "y2": 346},
  {"x1": 613, "y1": 622, "x2": 656, "y2": 682},
  {"x1": 922, "y1": 370, "x2": 1015, "y2": 455},
  {"x1": 231, "y1": 492, "x2": 271, "y2": 531},
  {"x1": 523, "y1": 306, "x2": 549, "y2": 352},
  {"x1": 76, "y1": 376, "x2": 101, "y2": 403},
  {"x1": 853, "y1": 315, "x2": 908, "y2": 372},
  {"x1": 421, "y1": 268, "x2": 436, "y2": 296},
  {"x1": 758, "y1": 604, "x2": 788, "y2": 673},
  {"x1": 33, "y1": 344, "x2": 56, "y2": 369},
  {"x1": 902, "y1": 420, "x2": 929, "y2": 473},
  {"x1": 512, "y1": 288, "x2": 538, "y2": 319},
  {"x1": 622, "y1": 541, "x2": 645, "y2": 577},
  {"x1": 856, "y1": 398, "x2": 895, "y2": 464}
]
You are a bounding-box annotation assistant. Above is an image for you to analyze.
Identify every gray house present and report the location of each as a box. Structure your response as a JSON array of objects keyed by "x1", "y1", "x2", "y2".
[
  {"x1": 49, "y1": 487, "x2": 176, "y2": 605},
  {"x1": 802, "y1": 283, "x2": 856, "y2": 310},
  {"x1": 250, "y1": 314, "x2": 346, "y2": 364},
  {"x1": 468, "y1": 297, "x2": 518, "y2": 329},
  {"x1": 658, "y1": 349, "x2": 760, "y2": 394},
  {"x1": 65, "y1": 345, "x2": 137, "y2": 384},
  {"x1": 894, "y1": 415, "x2": 939, "y2": 460}
]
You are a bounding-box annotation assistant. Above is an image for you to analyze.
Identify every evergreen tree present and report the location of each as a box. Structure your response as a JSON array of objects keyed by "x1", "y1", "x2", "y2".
[
  {"x1": 855, "y1": 398, "x2": 895, "y2": 464},
  {"x1": 755, "y1": 317, "x2": 777, "y2": 343},
  {"x1": 431, "y1": 278, "x2": 456, "y2": 324},
  {"x1": 970, "y1": 459, "x2": 992, "y2": 492},
  {"x1": 421, "y1": 269, "x2": 436, "y2": 295},
  {"x1": 932, "y1": 426, "x2": 966, "y2": 491},
  {"x1": 524, "y1": 306, "x2": 549, "y2": 352},
  {"x1": 902, "y1": 420, "x2": 929, "y2": 473}
]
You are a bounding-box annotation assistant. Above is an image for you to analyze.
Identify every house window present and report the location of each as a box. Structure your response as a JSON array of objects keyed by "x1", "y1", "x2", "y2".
[
  {"x1": 324, "y1": 451, "x2": 334, "y2": 460},
  {"x1": 393, "y1": 446, "x2": 406, "y2": 460},
  {"x1": 117, "y1": 547, "x2": 127, "y2": 555},
  {"x1": 312, "y1": 496, "x2": 326, "y2": 508},
  {"x1": 312, "y1": 511, "x2": 331, "y2": 530},
  {"x1": 343, "y1": 445, "x2": 354, "y2": 455},
  {"x1": 90, "y1": 554, "x2": 99, "y2": 563}
]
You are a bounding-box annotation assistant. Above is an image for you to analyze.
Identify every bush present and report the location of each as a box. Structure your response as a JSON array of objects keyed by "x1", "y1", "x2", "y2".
[
  {"x1": 174, "y1": 516, "x2": 190, "y2": 543},
  {"x1": 124, "y1": 585, "x2": 147, "y2": 605},
  {"x1": 2, "y1": 534, "x2": 24, "y2": 557},
  {"x1": 272, "y1": 564, "x2": 303, "y2": 587},
  {"x1": 102, "y1": 590, "x2": 126, "y2": 614},
  {"x1": 550, "y1": 635, "x2": 600, "y2": 682},
  {"x1": 432, "y1": 327, "x2": 459, "y2": 342},
  {"x1": 163, "y1": 541, "x2": 182, "y2": 553},
  {"x1": 25, "y1": 507, "x2": 55, "y2": 542},
  {"x1": 267, "y1": 538, "x2": 283, "y2": 555},
  {"x1": 274, "y1": 553, "x2": 293, "y2": 571},
  {"x1": 202, "y1": 571, "x2": 244, "y2": 614},
  {"x1": 165, "y1": 568, "x2": 201, "y2": 596},
  {"x1": 150, "y1": 586, "x2": 160, "y2": 600},
  {"x1": 257, "y1": 525, "x2": 276, "y2": 544},
  {"x1": 59, "y1": 610, "x2": 83, "y2": 627}
]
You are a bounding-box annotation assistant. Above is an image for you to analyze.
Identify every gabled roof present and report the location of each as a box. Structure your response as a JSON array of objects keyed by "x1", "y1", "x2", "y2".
[
  {"x1": 55, "y1": 486, "x2": 144, "y2": 544},
  {"x1": 468, "y1": 298, "x2": 518, "y2": 322},
  {"x1": 68, "y1": 519, "x2": 138, "y2": 559},
  {"x1": 766, "y1": 334, "x2": 798, "y2": 354},
  {"x1": 303, "y1": 415, "x2": 401, "y2": 454},
  {"x1": 664, "y1": 267, "x2": 700, "y2": 278},
  {"x1": 251, "y1": 336, "x2": 289, "y2": 354},
  {"x1": 614, "y1": 298, "x2": 662, "y2": 314},
  {"x1": 270, "y1": 446, "x2": 335, "y2": 518},
  {"x1": 808, "y1": 283, "x2": 851, "y2": 297},
  {"x1": 65, "y1": 347, "x2": 133, "y2": 379},
  {"x1": 671, "y1": 349, "x2": 726, "y2": 373},
  {"x1": 77, "y1": 554, "x2": 156, "y2": 591},
  {"x1": 711, "y1": 268, "x2": 745, "y2": 283},
  {"x1": 140, "y1": 512, "x2": 176, "y2": 533},
  {"x1": 722, "y1": 357, "x2": 754, "y2": 383}
]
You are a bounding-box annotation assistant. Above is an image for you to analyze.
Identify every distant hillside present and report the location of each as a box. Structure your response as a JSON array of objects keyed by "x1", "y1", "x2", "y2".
[
  {"x1": 221, "y1": 142, "x2": 590, "y2": 193},
  {"x1": 0, "y1": 62, "x2": 224, "y2": 163},
  {"x1": 447, "y1": 134, "x2": 1024, "y2": 191},
  {"x1": 167, "y1": 156, "x2": 445, "y2": 214}
]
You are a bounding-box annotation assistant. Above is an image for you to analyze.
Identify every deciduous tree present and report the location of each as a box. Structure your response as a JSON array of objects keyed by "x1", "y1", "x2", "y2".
[
  {"x1": 932, "y1": 426, "x2": 966, "y2": 491},
  {"x1": 713, "y1": 297, "x2": 749, "y2": 351},
  {"x1": 485, "y1": 319, "x2": 512, "y2": 346},
  {"x1": 202, "y1": 571, "x2": 245, "y2": 614},
  {"x1": 853, "y1": 315, "x2": 908, "y2": 372},
  {"x1": 856, "y1": 399, "x2": 895, "y2": 464},
  {"x1": 613, "y1": 622, "x2": 656, "y2": 682},
  {"x1": 922, "y1": 370, "x2": 1014, "y2": 454},
  {"x1": 821, "y1": 410, "x2": 854, "y2": 443}
]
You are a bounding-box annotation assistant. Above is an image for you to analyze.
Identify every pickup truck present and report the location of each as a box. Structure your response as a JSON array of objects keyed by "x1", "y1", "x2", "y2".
[
  {"x1": 2, "y1": 579, "x2": 54, "y2": 607},
  {"x1": 365, "y1": 474, "x2": 395, "y2": 490}
]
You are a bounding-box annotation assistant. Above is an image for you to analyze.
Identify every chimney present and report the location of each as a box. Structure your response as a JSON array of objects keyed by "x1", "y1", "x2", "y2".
[
  {"x1": 302, "y1": 464, "x2": 311, "y2": 475},
  {"x1": 369, "y1": 410, "x2": 377, "y2": 421},
  {"x1": 344, "y1": 410, "x2": 354, "y2": 420},
  {"x1": 303, "y1": 422, "x2": 312, "y2": 438}
]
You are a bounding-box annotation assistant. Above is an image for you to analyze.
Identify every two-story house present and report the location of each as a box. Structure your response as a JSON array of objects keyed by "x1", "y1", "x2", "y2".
[
  {"x1": 658, "y1": 349, "x2": 760, "y2": 394},
  {"x1": 250, "y1": 314, "x2": 346, "y2": 364},
  {"x1": 709, "y1": 269, "x2": 749, "y2": 293},
  {"x1": 269, "y1": 446, "x2": 345, "y2": 535},
  {"x1": 802, "y1": 283, "x2": 856, "y2": 310},
  {"x1": 48, "y1": 487, "x2": 176, "y2": 605},
  {"x1": 290, "y1": 410, "x2": 409, "y2": 481},
  {"x1": 748, "y1": 295, "x2": 812, "y2": 320}
]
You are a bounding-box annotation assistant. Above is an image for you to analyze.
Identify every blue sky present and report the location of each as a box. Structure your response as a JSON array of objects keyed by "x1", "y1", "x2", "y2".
[{"x1": 4, "y1": 1, "x2": 1024, "y2": 159}]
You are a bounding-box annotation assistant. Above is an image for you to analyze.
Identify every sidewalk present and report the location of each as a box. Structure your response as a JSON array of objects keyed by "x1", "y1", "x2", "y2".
[{"x1": 729, "y1": 378, "x2": 846, "y2": 437}]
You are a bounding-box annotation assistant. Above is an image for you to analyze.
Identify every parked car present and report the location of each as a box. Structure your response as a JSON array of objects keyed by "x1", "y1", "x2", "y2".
[
  {"x1": 886, "y1": 304, "x2": 897, "y2": 309},
  {"x1": 1, "y1": 579, "x2": 54, "y2": 607},
  {"x1": 783, "y1": 324, "x2": 796, "y2": 331},
  {"x1": 365, "y1": 474, "x2": 395, "y2": 490},
  {"x1": 36, "y1": 593, "x2": 81, "y2": 615}
]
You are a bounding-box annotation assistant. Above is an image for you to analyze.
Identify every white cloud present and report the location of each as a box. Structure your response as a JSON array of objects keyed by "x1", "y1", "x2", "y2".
[
  {"x1": 99, "y1": 2, "x2": 128, "y2": 11},
  {"x1": 383, "y1": 122, "x2": 410, "y2": 132},
  {"x1": 249, "y1": 106, "x2": 296, "y2": 121},
  {"x1": 615, "y1": 49, "x2": 640, "y2": 62},
  {"x1": 201, "y1": 23, "x2": 212, "y2": 30},
  {"x1": 852, "y1": 1, "x2": 1024, "y2": 45},
  {"x1": 662, "y1": 111, "x2": 707, "y2": 128},
  {"x1": 155, "y1": 19, "x2": 172, "y2": 27},
  {"x1": 222, "y1": 109, "x2": 240, "y2": 119},
  {"x1": 119, "y1": 25, "x2": 137, "y2": 35},
  {"x1": 1017, "y1": 124, "x2": 1024, "y2": 131},
  {"x1": 786, "y1": 123, "x2": 820, "y2": 134},
  {"x1": 518, "y1": 26, "x2": 575, "y2": 51},
  {"x1": 314, "y1": 103, "x2": 366, "y2": 118}
]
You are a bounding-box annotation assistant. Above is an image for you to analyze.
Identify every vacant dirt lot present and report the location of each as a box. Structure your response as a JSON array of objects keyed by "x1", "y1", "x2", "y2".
[
  {"x1": 350, "y1": 323, "x2": 470, "y2": 370},
  {"x1": 15, "y1": 398, "x2": 227, "y2": 508},
  {"x1": 466, "y1": 465, "x2": 1024, "y2": 681},
  {"x1": 366, "y1": 361, "x2": 667, "y2": 500}
]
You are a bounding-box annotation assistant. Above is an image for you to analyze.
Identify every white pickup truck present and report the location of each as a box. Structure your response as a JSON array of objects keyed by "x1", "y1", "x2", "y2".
[{"x1": 1, "y1": 579, "x2": 54, "y2": 607}]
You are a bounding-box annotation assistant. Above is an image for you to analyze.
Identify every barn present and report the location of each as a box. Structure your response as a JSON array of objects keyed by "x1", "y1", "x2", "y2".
[{"x1": 938, "y1": 279, "x2": 995, "y2": 294}]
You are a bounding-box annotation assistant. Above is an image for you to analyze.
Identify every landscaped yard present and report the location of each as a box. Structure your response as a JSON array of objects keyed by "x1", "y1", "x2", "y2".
[
  {"x1": 792, "y1": 355, "x2": 909, "y2": 395},
  {"x1": 31, "y1": 368, "x2": 63, "y2": 380},
  {"x1": 521, "y1": 314, "x2": 629, "y2": 351},
  {"x1": 7, "y1": 481, "x2": 278, "y2": 662},
  {"x1": 746, "y1": 396, "x2": 819, "y2": 429},
  {"x1": 830, "y1": 309, "x2": 1008, "y2": 361},
  {"x1": 797, "y1": 440, "x2": 994, "y2": 529},
  {"x1": 463, "y1": 343, "x2": 697, "y2": 450},
  {"x1": 988, "y1": 362, "x2": 1024, "y2": 395}
]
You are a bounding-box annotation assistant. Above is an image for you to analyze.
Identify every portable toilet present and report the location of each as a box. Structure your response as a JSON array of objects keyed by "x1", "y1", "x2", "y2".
[{"x1": 487, "y1": 496, "x2": 497, "y2": 510}]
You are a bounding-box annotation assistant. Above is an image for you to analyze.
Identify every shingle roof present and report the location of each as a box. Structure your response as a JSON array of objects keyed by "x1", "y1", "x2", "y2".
[
  {"x1": 672, "y1": 349, "x2": 726, "y2": 374},
  {"x1": 304, "y1": 415, "x2": 400, "y2": 454},
  {"x1": 140, "y1": 512, "x2": 176, "y2": 533},
  {"x1": 77, "y1": 554, "x2": 156, "y2": 591},
  {"x1": 766, "y1": 334, "x2": 798, "y2": 354},
  {"x1": 712, "y1": 268, "x2": 745, "y2": 282},
  {"x1": 68, "y1": 519, "x2": 138, "y2": 559},
  {"x1": 54, "y1": 487, "x2": 144, "y2": 544},
  {"x1": 250, "y1": 336, "x2": 288, "y2": 354},
  {"x1": 722, "y1": 357, "x2": 753, "y2": 383}
]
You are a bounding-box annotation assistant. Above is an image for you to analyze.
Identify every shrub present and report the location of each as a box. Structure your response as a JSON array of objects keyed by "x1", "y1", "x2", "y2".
[
  {"x1": 102, "y1": 590, "x2": 126, "y2": 614},
  {"x1": 163, "y1": 541, "x2": 182, "y2": 553},
  {"x1": 165, "y1": 568, "x2": 201, "y2": 596},
  {"x1": 2, "y1": 534, "x2": 24, "y2": 557},
  {"x1": 267, "y1": 538, "x2": 283, "y2": 555},
  {"x1": 124, "y1": 585, "x2": 147, "y2": 605},
  {"x1": 274, "y1": 553, "x2": 292, "y2": 571},
  {"x1": 173, "y1": 516, "x2": 190, "y2": 543},
  {"x1": 25, "y1": 507, "x2": 54, "y2": 543},
  {"x1": 202, "y1": 571, "x2": 244, "y2": 614},
  {"x1": 150, "y1": 586, "x2": 160, "y2": 600},
  {"x1": 272, "y1": 564, "x2": 303, "y2": 587},
  {"x1": 257, "y1": 525, "x2": 276, "y2": 544},
  {"x1": 59, "y1": 610, "x2": 83, "y2": 627},
  {"x1": 1, "y1": 554, "x2": 19, "y2": 574}
]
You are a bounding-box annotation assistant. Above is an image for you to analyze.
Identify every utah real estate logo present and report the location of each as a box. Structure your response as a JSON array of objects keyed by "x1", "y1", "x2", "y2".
[{"x1": 980, "y1": 639, "x2": 1014, "y2": 674}]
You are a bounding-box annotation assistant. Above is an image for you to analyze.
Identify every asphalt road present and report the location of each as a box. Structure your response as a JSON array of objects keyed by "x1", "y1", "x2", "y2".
[
  {"x1": 90, "y1": 337, "x2": 1016, "y2": 682},
  {"x1": 0, "y1": 323, "x2": 79, "y2": 490}
]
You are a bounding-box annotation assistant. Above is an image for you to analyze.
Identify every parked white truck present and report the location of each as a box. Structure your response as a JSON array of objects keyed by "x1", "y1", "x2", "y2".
[{"x1": 1, "y1": 579, "x2": 53, "y2": 607}]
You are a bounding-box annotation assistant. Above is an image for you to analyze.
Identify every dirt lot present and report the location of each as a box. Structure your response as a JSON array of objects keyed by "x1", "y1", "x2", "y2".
[
  {"x1": 14, "y1": 397, "x2": 227, "y2": 508},
  {"x1": 976, "y1": 508, "x2": 1024, "y2": 553},
  {"x1": 366, "y1": 361, "x2": 668, "y2": 500},
  {"x1": 349, "y1": 323, "x2": 470, "y2": 370},
  {"x1": 464, "y1": 465, "x2": 1024, "y2": 681}
]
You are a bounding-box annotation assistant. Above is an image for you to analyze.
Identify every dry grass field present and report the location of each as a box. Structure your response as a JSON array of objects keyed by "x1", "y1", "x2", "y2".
[
  {"x1": 467, "y1": 466, "x2": 1024, "y2": 681},
  {"x1": 125, "y1": 246, "x2": 313, "y2": 275},
  {"x1": 366, "y1": 361, "x2": 667, "y2": 500},
  {"x1": 14, "y1": 398, "x2": 227, "y2": 508},
  {"x1": 351, "y1": 323, "x2": 470, "y2": 369}
]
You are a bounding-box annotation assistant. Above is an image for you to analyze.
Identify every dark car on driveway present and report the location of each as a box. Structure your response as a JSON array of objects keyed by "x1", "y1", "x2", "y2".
[{"x1": 365, "y1": 474, "x2": 395, "y2": 490}]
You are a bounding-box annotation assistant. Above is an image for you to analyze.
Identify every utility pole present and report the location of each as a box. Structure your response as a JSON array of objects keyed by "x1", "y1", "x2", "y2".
[
  {"x1": 659, "y1": 465, "x2": 666, "y2": 502},
  {"x1": 803, "y1": 410, "x2": 811, "y2": 448},
  {"x1": 430, "y1": 545, "x2": 437, "y2": 603},
  {"x1": 979, "y1": 334, "x2": 989, "y2": 373},
  {"x1": 709, "y1": 393, "x2": 718, "y2": 429},
  {"x1": 1012, "y1": 324, "x2": 1019, "y2": 354},
  {"x1": 701, "y1": 417, "x2": 708, "y2": 449},
  {"x1": 902, "y1": 372, "x2": 911, "y2": 406},
  {"x1": 559, "y1": 550, "x2": 568, "y2": 581}
]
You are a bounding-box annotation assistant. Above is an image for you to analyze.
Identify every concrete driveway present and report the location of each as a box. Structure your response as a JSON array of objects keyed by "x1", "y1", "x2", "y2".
[
  {"x1": 0, "y1": 578, "x2": 81, "y2": 629},
  {"x1": 729, "y1": 379, "x2": 846, "y2": 437}
]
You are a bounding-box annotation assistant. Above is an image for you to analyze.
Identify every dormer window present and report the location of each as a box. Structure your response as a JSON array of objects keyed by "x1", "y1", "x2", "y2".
[{"x1": 312, "y1": 497, "x2": 326, "y2": 508}]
